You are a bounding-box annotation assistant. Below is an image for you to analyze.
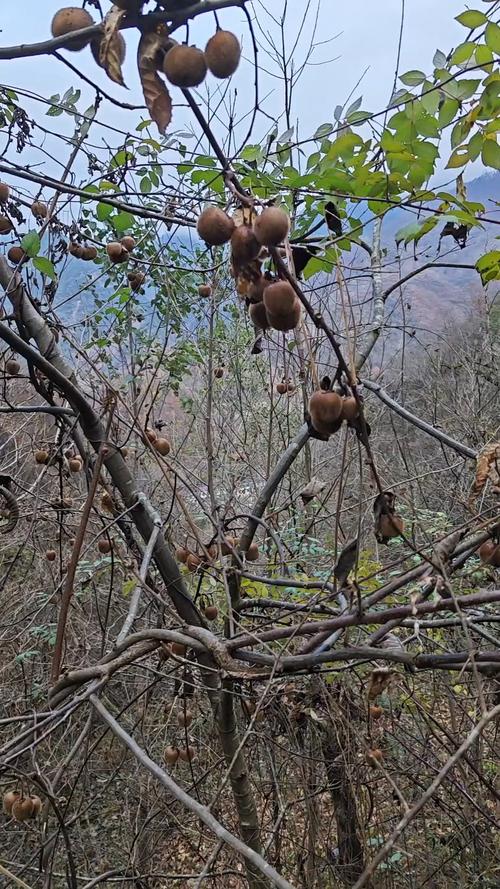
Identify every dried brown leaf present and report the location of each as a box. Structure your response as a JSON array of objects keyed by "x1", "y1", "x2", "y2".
[
  {"x1": 137, "y1": 31, "x2": 172, "y2": 135},
  {"x1": 100, "y1": 6, "x2": 127, "y2": 87},
  {"x1": 469, "y1": 442, "x2": 500, "y2": 505}
]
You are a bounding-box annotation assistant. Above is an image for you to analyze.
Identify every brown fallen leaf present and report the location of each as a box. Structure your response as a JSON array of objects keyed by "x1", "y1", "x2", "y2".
[
  {"x1": 469, "y1": 442, "x2": 500, "y2": 506},
  {"x1": 99, "y1": 6, "x2": 127, "y2": 87},
  {"x1": 137, "y1": 30, "x2": 172, "y2": 135}
]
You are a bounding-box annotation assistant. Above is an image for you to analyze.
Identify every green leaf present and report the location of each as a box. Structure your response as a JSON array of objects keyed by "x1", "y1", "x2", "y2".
[
  {"x1": 21, "y1": 230, "x2": 41, "y2": 258},
  {"x1": 346, "y1": 110, "x2": 371, "y2": 124},
  {"x1": 112, "y1": 211, "x2": 135, "y2": 234},
  {"x1": 482, "y1": 137, "x2": 500, "y2": 170},
  {"x1": 400, "y1": 70, "x2": 426, "y2": 86},
  {"x1": 96, "y1": 202, "x2": 114, "y2": 221},
  {"x1": 485, "y1": 22, "x2": 500, "y2": 54},
  {"x1": 433, "y1": 49, "x2": 447, "y2": 68},
  {"x1": 438, "y1": 98, "x2": 459, "y2": 127},
  {"x1": 455, "y1": 10, "x2": 487, "y2": 29},
  {"x1": 33, "y1": 256, "x2": 57, "y2": 280},
  {"x1": 455, "y1": 79, "x2": 480, "y2": 100},
  {"x1": 446, "y1": 146, "x2": 469, "y2": 168},
  {"x1": 476, "y1": 250, "x2": 500, "y2": 284},
  {"x1": 450, "y1": 42, "x2": 476, "y2": 66},
  {"x1": 415, "y1": 113, "x2": 440, "y2": 138},
  {"x1": 314, "y1": 123, "x2": 333, "y2": 139},
  {"x1": 240, "y1": 144, "x2": 263, "y2": 162}
]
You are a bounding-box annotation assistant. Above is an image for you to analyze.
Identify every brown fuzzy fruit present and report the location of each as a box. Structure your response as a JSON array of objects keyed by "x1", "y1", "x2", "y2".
[
  {"x1": 197, "y1": 206, "x2": 235, "y2": 246},
  {"x1": 35, "y1": 449, "x2": 49, "y2": 465},
  {"x1": 154, "y1": 437, "x2": 171, "y2": 456},
  {"x1": 276, "y1": 382, "x2": 288, "y2": 395},
  {"x1": 31, "y1": 201, "x2": 48, "y2": 218},
  {"x1": 263, "y1": 281, "x2": 301, "y2": 331},
  {"x1": 81, "y1": 245, "x2": 97, "y2": 261},
  {"x1": 30, "y1": 796, "x2": 42, "y2": 816},
  {"x1": 254, "y1": 207, "x2": 290, "y2": 247},
  {"x1": 145, "y1": 427, "x2": 157, "y2": 444},
  {"x1": 247, "y1": 277, "x2": 266, "y2": 304},
  {"x1": 8, "y1": 245, "x2": 25, "y2": 264},
  {"x1": 0, "y1": 182, "x2": 10, "y2": 202},
  {"x1": 69, "y1": 457, "x2": 82, "y2": 472},
  {"x1": 107, "y1": 241, "x2": 128, "y2": 263},
  {"x1": 177, "y1": 709, "x2": 193, "y2": 728},
  {"x1": 186, "y1": 553, "x2": 202, "y2": 571},
  {"x1": 12, "y1": 796, "x2": 35, "y2": 821},
  {"x1": 163, "y1": 44, "x2": 207, "y2": 88},
  {"x1": 366, "y1": 748, "x2": 384, "y2": 767},
  {"x1": 51, "y1": 8, "x2": 94, "y2": 51},
  {"x1": 198, "y1": 283, "x2": 212, "y2": 298},
  {"x1": 379, "y1": 514, "x2": 404, "y2": 539},
  {"x1": 341, "y1": 395, "x2": 359, "y2": 422},
  {"x1": 0, "y1": 216, "x2": 13, "y2": 234},
  {"x1": 98, "y1": 538, "x2": 112, "y2": 554},
  {"x1": 479, "y1": 540, "x2": 500, "y2": 567},
  {"x1": 369, "y1": 705, "x2": 383, "y2": 720},
  {"x1": 204, "y1": 30, "x2": 241, "y2": 79},
  {"x1": 127, "y1": 270, "x2": 146, "y2": 292},
  {"x1": 249, "y1": 301, "x2": 269, "y2": 331},
  {"x1": 120, "y1": 236, "x2": 136, "y2": 252},
  {"x1": 3, "y1": 790, "x2": 20, "y2": 814},
  {"x1": 5, "y1": 358, "x2": 20, "y2": 375},
  {"x1": 178, "y1": 745, "x2": 196, "y2": 762},
  {"x1": 230, "y1": 225, "x2": 260, "y2": 265},
  {"x1": 68, "y1": 242, "x2": 84, "y2": 259},
  {"x1": 164, "y1": 745, "x2": 179, "y2": 765},
  {"x1": 245, "y1": 542, "x2": 259, "y2": 562},
  {"x1": 176, "y1": 546, "x2": 189, "y2": 564},
  {"x1": 214, "y1": 367, "x2": 224, "y2": 379},
  {"x1": 204, "y1": 604, "x2": 218, "y2": 621},
  {"x1": 308, "y1": 390, "x2": 343, "y2": 435},
  {"x1": 46, "y1": 549, "x2": 57, "y2": 562},
  {"x1": 171, "y1": 641, "x2": 187, "y2": 657}
]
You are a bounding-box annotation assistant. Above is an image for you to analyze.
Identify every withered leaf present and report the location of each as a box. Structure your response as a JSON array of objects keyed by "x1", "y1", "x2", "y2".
[
  {"x1": 334, "y1": 538, "x2": 358, "y2": 587},
  {"x1": 99, "y1": 6, "x2": 127, "y2": 87},
  {"x1": 469, "y1": 442, "x2": 500, "y2": 505},
  {"x1": 137, "y1": 31, "x2": 172, "y2": 135}
]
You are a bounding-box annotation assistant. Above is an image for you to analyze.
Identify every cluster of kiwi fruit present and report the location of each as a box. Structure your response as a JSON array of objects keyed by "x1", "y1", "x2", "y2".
[
  {"x1": 144, "y1": 426, "x2": 171, "y2": 456},
  {"x1": 3, "y1": 790, "x2": 42, "y2": 821},
  {"x1": 276, "y1": 379, "x2": 296, "y2": 396},
  {"x1": 0, "y1": 181, "x2": 13, "y2": 237},
  {"x1": 176, "y1": 537, "x2": 259, "y2": 571},
  {"x1": 308, "y1": 386, "x2": 359, "y2": 437},
  {"x1": 163, "y1": 30, "x2": 241, "y2": 89},
  {"x1": 1, "y1": 183, "x2": 50, "y2": 262},
  {"x1": 68, "y1": 241, "x2": 97, "y2": 261},
  {"x1": 51, "y1": 7, "x2": 126, "y2": 66}
]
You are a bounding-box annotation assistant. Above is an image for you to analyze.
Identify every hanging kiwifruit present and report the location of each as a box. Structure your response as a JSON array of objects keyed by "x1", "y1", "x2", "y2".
[
  {"x1": 369, "y1": 705, "x2": 383, "y2": 720},
  {"x1": 186, "y1": 553, "x2": 202, "y2": 571},
  {"x1": 0, "y1": 182, "x2": 10, "y2": 202},
  {"x1": 198, "y1": 283, "x2": 212, "y2": 298},
  {"x1": 253, "y1": 207, "x2": 290, "y2": 247},
  {"x1": 479, "y1": 540, "x2": 500, "y2": 567},
  {"x1": 230, "y1": 225, "x2": 260, "y2": 266},
  {"x1": 69, "y1": 457, "x2": 82, "y2": 472},
  {"x1": 366, "y1": 748, "x2": 383, "y2": 768},
  {"x1": 46, "y1": 549, "x2": 57, "y2": 562},
  {"x1": 107, "y1": 241, "x2": 128, "y2": 263},
  {"x1": 11, "y1": 796, "x2": 35, "y2": 822},
  {"x1": 3, "y1": 790, "x2": 20, "y2": 814},
  {"x1": 164, "y1": 745, "x2": 179, "y2": 765},
  {"x1": 31, "y1": 201, "x2": 48, "y2": 219},
  {"x1": 51, "y1": 8, "x2": 95, "y2": 51},
  {"x1": 7, "y1": 245, "x2": 25, "y2": 264},
  {"x1": 204, "y1": 604, "x2": 218, "y2": 621},
  {"x1": 35, "y1": 449, "x2": 49, "y2": 465},
  {"x1": 145, "y1": 427, "x2": 157, "y2": 444},
  {"x1": 81, "y1": 245, "x2": 97, "y2": 261},
  {"x1": 120, "y1": 236, "x2": 136, "y2": 252},
  {"x1": 5, "y1": 358, "x2": 20, "y2": 375},
  {"x1": 263, "y1": 282, "x2": 301, "y2": 332},
  {"x1": 177, "y1": 709, "x2": 193, "y2": 728},
  {"x1": 175, "y1": 546, "x2": 189, "y2": 564},
  {"x1": 127, "y1": 270, "x2": 146, "y2": 292},
  {"x1": 308, "y1": 389, "x2": 343, "y2": 435},
  {"x1": 245, "y1": 542, "x2": 259, "y2": 561},
  {"x1": 0, "y1": 216, "x2": 13, "y2": 234},
  {"x1": 247, "y1": 276, "x2": 266, "y2": 303},
  {"x1": 163, "y1": 44, "x2": 207, "y2": 88},
  {"x1": 30, "y1": 795, "x2": 43, "y2": 816},
  {"x1": 276, "y1": 382, "x2": 287, "y2": 395},
  {"x1": 68, "y1": 241, "x2": 84, "y2": 259},
  {"x1": 154, "y1": 437, "x2": 171, "y2": 456},
  {"x1": 249, "y1": 301, "x2": 269, "y2": 331},
  {"x1": 214, "y1": 366, "x2": 224, "y2": 379},
  {"x1": 197, "y1": 206, "x2": 235, "y2": 246},
  {"x1": 171, "y1": 641, "x2": 187, "y2": 657},
  {"x1": 341, "y1": 395, "x2": 359, "y2": 422},
  {"x1": 204, "y1": 30, "x2": 241, "y2": 79},
  {"x1": 98, "y1": 538, "x2": 112, "y2": 554},
  {"x1": 178, "y1": 745, "x2": 196, "y2": 762}
]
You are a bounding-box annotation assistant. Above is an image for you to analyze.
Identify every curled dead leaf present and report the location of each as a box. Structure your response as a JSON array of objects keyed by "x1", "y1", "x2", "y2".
[
  {"x1": 469, "y1": 442, "x2": 500, "y2": 506},
  {"x1": 99, "y1": 6, "x2": 127, "y2": 87},
  {"x1": 137, "y1": 31, "x2": 172, "y2": 135}
]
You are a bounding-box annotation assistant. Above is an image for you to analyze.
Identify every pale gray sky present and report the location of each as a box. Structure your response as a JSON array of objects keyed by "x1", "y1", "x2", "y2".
[{"x1": 0, "y1": 1, "x2": 474, "y2": 176}]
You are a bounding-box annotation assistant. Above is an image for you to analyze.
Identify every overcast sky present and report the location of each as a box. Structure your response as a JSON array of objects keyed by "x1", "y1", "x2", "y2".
[{"x1": 0, "y1": 0, "x2": 476, "y2": 177}]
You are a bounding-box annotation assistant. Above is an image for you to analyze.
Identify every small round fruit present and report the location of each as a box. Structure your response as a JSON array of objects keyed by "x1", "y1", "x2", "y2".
[
  {"x1": 204, "y1": 604, "x2": 218, "y2": 621},
  {"x1": 253, "y1": 207, "x2": 290, "y2": 247},
  {"x1": 154, "y1": 437, "x2": 171, "y2": 456},
  {"x1": 98, "y1": 538, "x2": 112, "y2": 554},
  {"x1": 214, "y1": 367, "x2": 224, "y2": 379},
  {"x1": 106, "y1": 241, "x2": 128, "y2": 263},
  {"x1": 247, "y1": 277, "x2": 266, "y2": 304},
  {"x1": 120, "y1": 236, "x2": 136, "y2": 252},
  {"x1": 30, "y1": 795, "x2": 42, "y2": 816},
  {"x1": 69, "y1": 457, "x2": 82, "y2": 472},
  {"x1": 204, "y1": 30, "x2": 241, "y2": 79},
  {"x1": 198, "y1": 283, "x2": 212, "y2": 298},
  {"x1": 176, "y1": 546, "x2": 189, "y2": 564},
  {"x1": 46, "y1": 549, "x2": 57, "y2": 562},
  {"x1": 245, "y1": 542, "x2": 259, "y2": 562},
  {"x1": 249, "y1": 301, "x2": 269, "y2": 331},
  {"x1": 164, "y1": 745, "x2": 179, "y2": 765},
  {"x1": 5, "y1": 358, "x2": 20, "y2": 375},
  {"x1": 35, "y1": 449, "x2": 49, "y2": 465},
  {"x1": 341, "y1": 396, "x2": 359, "y2": 422},
  {"x1": 163, "y1": 44, "x2": 207, "y2": 88},
  {"x1": 263, "y1": 281, "x2": 301, "y2": 332},
  {"x1": 68, "y1": 242, "x2": 84, "y2": 259},
  {"x1": 171, "y1": 641, "x2": 187, "y2": 657},
  {"x1": 479, "y1": 540, "x2": 500, "y2": 567},
  {"x1": 8, "y1": 246, "x2": 25, "y2": 264},
  {"x1": 369, "y1": 705, "x2": 383, "y2": 720},
  {"x1": 51, "y1": 8, "x2": 94, "y2": 51},
  {"x1": 31, "y1": 201, "x2": 48, "y2": 218},
  {"x1": 0, "y1": 182, "x2": 10, "y2": 202},
  {"x1": 197, "y1": 206, "x2": 235, "y2": 246},
  {"x1": 145, "y1": 427, "x2": 157, "y2": 443},
  {"x1": 230, "y1": 225, "x2": 260, "y2": 265},
  {"x1": 127, "y1": 270, "x2": 146, "y2": 292},
  {"x1": 81, "y1": 245, "x2": 97, "y2": 261},
  {"x1": 366, "y1": 748, "x2": 384, "y2": 767},
  {"x1": 3, "y1": 790, "x2": 20, "y2": 815},
  {"x1": 12, "y1": 796, "x2": 35, "y2": 822},
  {"x1": 0, "y1": 216, "x2": 13, "y2": 234},
  {"x1": 186, "y1": 553, "x2": 202, "y2": 571},
  {"x1": 178, "y1": 745, "x2": 196, "y2": 762},
  {"x1": 276, "y1": 382, "x2": 287, "y2": 395},
  {"x1": 177, "y1": 709, "x2": 193, "y2": 728},
  {"x1": 308, "y1": 389, "x2": 343, "y2": 435}
]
